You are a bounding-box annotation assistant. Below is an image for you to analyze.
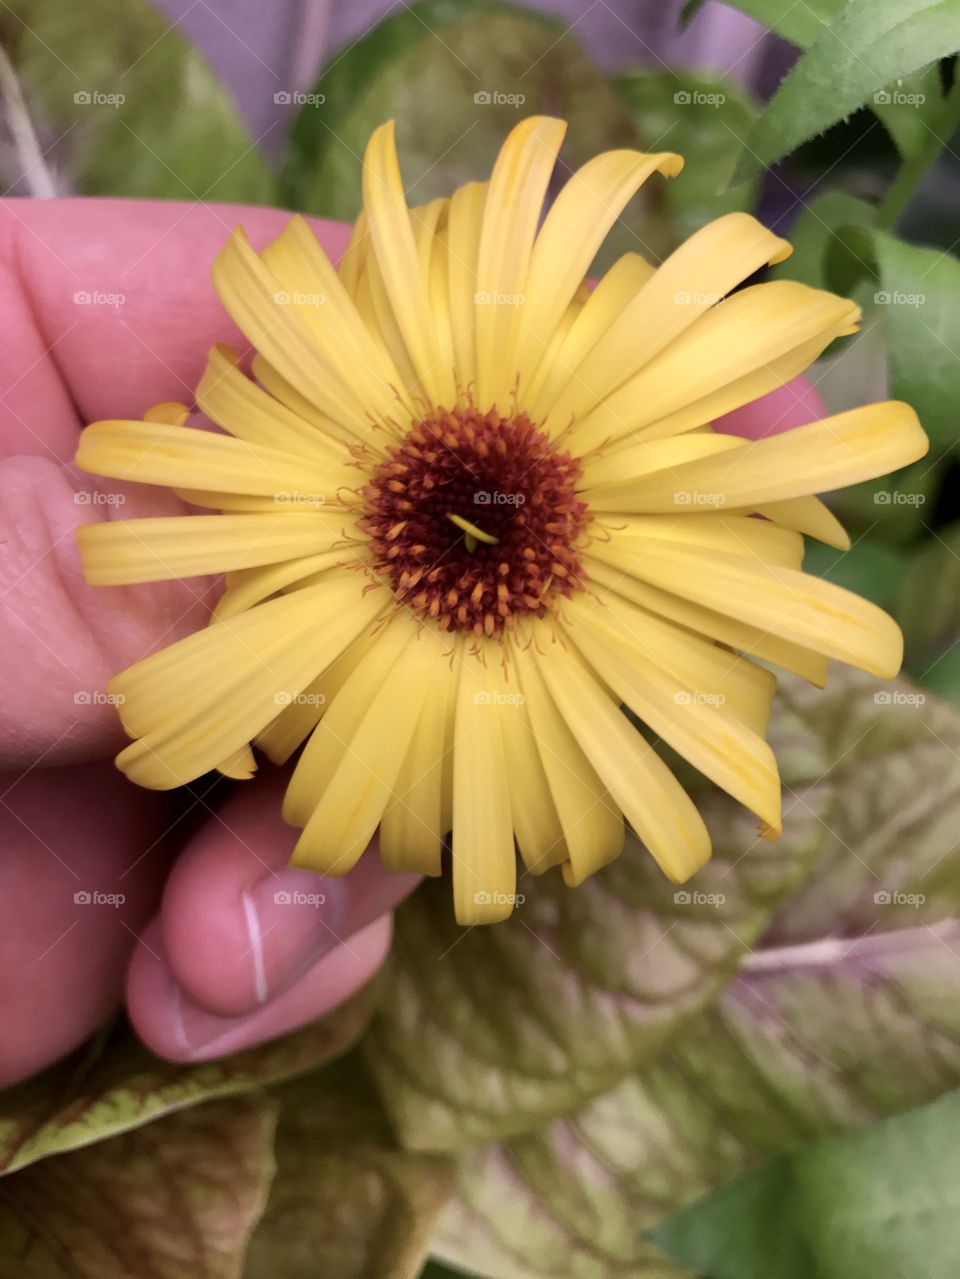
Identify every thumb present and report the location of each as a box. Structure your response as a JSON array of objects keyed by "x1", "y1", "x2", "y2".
[{"x1": 0, "y1": 454, "x2": 214, "y2": 768}]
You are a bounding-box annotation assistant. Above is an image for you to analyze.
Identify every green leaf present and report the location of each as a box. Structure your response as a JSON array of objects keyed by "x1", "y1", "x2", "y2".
[
  {"x1": 615, "y1": 71, "x2": 759, "y2": 240},
  {"x1": 871, "y1": 230, "x2": 960, "y2": 451},
  {"x1": 802, "y1": 538, "x2": 906, "y2": 609},
  {"x1": 896, "y1": 522, "x2": 960, "y2": 704},
  {"x1": 429, "y1": 671, "x2": 960, "y2": 1278},
  {"x1": 732, "y1": 0, "x2": 960, "y2": 183},
  {"x1": 245, "y1": 1057, "x2": 454, "y2": 1279},
  {"x1": 770, "y1": 191, "x2": 876, "y2": 290},
  {"x1": 704, "y1": 0, "x2": 844, "y2": 48},
  {"x1": 0, "y1": 0, "x2": 274, "y2": 201},
  {"x1": 0, "y1": 979, "x2": 381, "y2": 1177},
  {"x1": 651, "y1": 1093, "x2": 960, "y2": 1279},
  {"x1": 365, "y1": 702, "x2": 837, "y2": 1152},
  {"x1": 280, "y1": 1, "x2": 666, "y2": 267},
  {"x1": 869, "y1": 63, "x2": 945, "y2": 158},
  {"x1": 0, "y1": 1095, "x2": 277, "y2": 1278}
]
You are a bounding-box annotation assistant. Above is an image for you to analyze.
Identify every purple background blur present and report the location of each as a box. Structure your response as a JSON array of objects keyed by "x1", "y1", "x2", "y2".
[{"x1": 151, "y1": 0, "x2": 780, "y2": 148}]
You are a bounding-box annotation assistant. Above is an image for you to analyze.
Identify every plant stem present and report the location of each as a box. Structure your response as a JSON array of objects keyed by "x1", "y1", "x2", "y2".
[{"x1": 877, "y1": 74, "x2": 960, "y2": 231}]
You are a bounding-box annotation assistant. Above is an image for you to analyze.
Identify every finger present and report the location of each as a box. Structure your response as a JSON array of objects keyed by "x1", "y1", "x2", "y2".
[
  {"x1": 716, "y1": 373, "x2": 827, "y2": 439},
  {"x1": 158, "y1": 767, "x2": 420, "y2": 1018},
  {"x1": 0, "y1": 761, "x2": 172, "y2": 1088},
  {"x1": 126, "y1": 913, "x2": 392, "y2": 1063},
  {"x1": 0, "y1": 197, "x2": 351, "y2": 457},
  {"x1": 0, "y1": 454, "x2": 213, "y2": 768}
]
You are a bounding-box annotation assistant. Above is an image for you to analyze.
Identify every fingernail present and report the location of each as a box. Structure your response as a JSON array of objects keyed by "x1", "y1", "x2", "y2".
[
  {"x1": 167, "y1": 917, "x2": 393, "y2": 1061},
  {"x1": 242, "y1": 868, "x2": 349, "y2": 1005}
]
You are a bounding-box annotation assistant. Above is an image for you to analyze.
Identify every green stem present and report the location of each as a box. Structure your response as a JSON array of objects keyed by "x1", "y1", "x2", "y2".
[{"x1": 877, "y1": 74, "x2": 960, "y2": 231}]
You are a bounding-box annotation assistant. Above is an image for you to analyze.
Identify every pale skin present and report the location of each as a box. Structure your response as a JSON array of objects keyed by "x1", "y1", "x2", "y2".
[{"x1": 0, "y1": 196, "x2": 818, "y2": 1088}]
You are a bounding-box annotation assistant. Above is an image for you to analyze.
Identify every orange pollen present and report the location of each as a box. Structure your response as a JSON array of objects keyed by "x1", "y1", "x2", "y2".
[{"x1": 360, "y1": 404, "x2": 588, "y2": 637}]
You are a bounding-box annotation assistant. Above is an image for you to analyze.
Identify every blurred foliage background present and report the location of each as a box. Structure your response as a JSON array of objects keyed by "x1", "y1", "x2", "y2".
[{"x1": 2, "y1": 2, "x2": 960, "y2": 1277}]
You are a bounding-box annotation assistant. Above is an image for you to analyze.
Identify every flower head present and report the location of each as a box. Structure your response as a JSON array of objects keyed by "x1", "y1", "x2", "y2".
[{"x1": 76, "y1": 117, "x2": 928, "y2": 923}]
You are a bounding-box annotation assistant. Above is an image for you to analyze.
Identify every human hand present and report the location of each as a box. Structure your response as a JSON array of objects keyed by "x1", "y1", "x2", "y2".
[{"x1": 0, "y1": 198, "x2": 419, "y2": 1088}]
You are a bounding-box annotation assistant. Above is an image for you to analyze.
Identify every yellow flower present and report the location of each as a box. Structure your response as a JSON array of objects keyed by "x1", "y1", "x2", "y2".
[{"x1": 76, "y1": 117, "x2": 928, "y2": 924}]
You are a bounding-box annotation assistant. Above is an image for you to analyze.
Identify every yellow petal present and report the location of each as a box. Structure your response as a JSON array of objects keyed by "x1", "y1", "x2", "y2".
[
  {"x1": 745, "y1": 496, "x2": 850, "y2": 551},
  {"x1": 538, "y1": 638, "x2": 711, "y2": 881},
  {"x1": 566, "y1": 595, "x2": 782, "y2": 835},
  {"x1": 446, "y1": 180, "x2": 487, "y2": 393},
  {"x1": 542, "y1": 212, "x2": 793, "y2": 430},
  {"x1": 570, "y1": 281, "x2": 859, "y2": 453},
  {"x1": 78, "y1": 512, "x2": 351, "y2": 584},
  {"x1": 212, "y1": 229, "x2": 370, "y2": 441},
  {"x1": 587, "y1": 536, "x2": 903, "y2": 677},
  {"x1": 568, "y1": 587, "x2": 776, "y2": 736},
  {"x1": 580, "y1": 432, "x2": 743, "y2": 490},
  {"x1": 283, "y1": 616, "x2": 415, "y2": 827},
  {"x1": 513, "y1": 148, "x2": 682, "y2": 395},
  {"x1": 213, "y1": 548, "x2": 362, "y2": 620},
  {"x1": 217, "y1": 744, "x2": 257, "y2": 780},
  {"x1": 452, "y1": 640, "x2": 518, "y2": 924},
  {"x1": 260, "y1": 214, "x2": 406, "y2": 420},
  {"x1": 474, "y1": 115, "x2": 567, "y2": 408},
  {"x1": 583, "y1": 553, "x2": 829, "y2": 685},
  {"x1": 77, "y1": 420, "x2": 344, "y2": 500},
  {"x1": 113, "y1": 575, "x2": 386, "y2": 787},
  {"x1": 595, "y1": 402, "x2": 928, "y2": 512},
  {"x1": 380, "y1": 645, "x2": 456, "y2": 875},
  {"x1": 256, "y1": 629, "x2": 377, "y2": 764},
  {"x1": 602, "y1": 513, "x2": 805, "y2": 568},
  {"x1": 528, "y1": 252, "x2": 655, "y2": 418},
  {"x1": 514, "y1": 626, "x2": 624, "y2": 887},
  {"x1": 362, "y1": 120, "x2": 452, "y2": 405},
  {"x1": 498, "y1": 655, "x2": 567, "y2": 874},
  {"x1": 290, "y1": 618, "x2": 439, "y2": 876},
  {"x1": 197, "y1": 344, "x2": 352, "y2": 471}
]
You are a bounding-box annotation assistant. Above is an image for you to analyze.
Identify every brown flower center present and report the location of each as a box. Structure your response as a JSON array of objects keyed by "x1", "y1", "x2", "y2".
[{"x1": 361, "y1": 405, "x2": 588, "y2": 637}]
